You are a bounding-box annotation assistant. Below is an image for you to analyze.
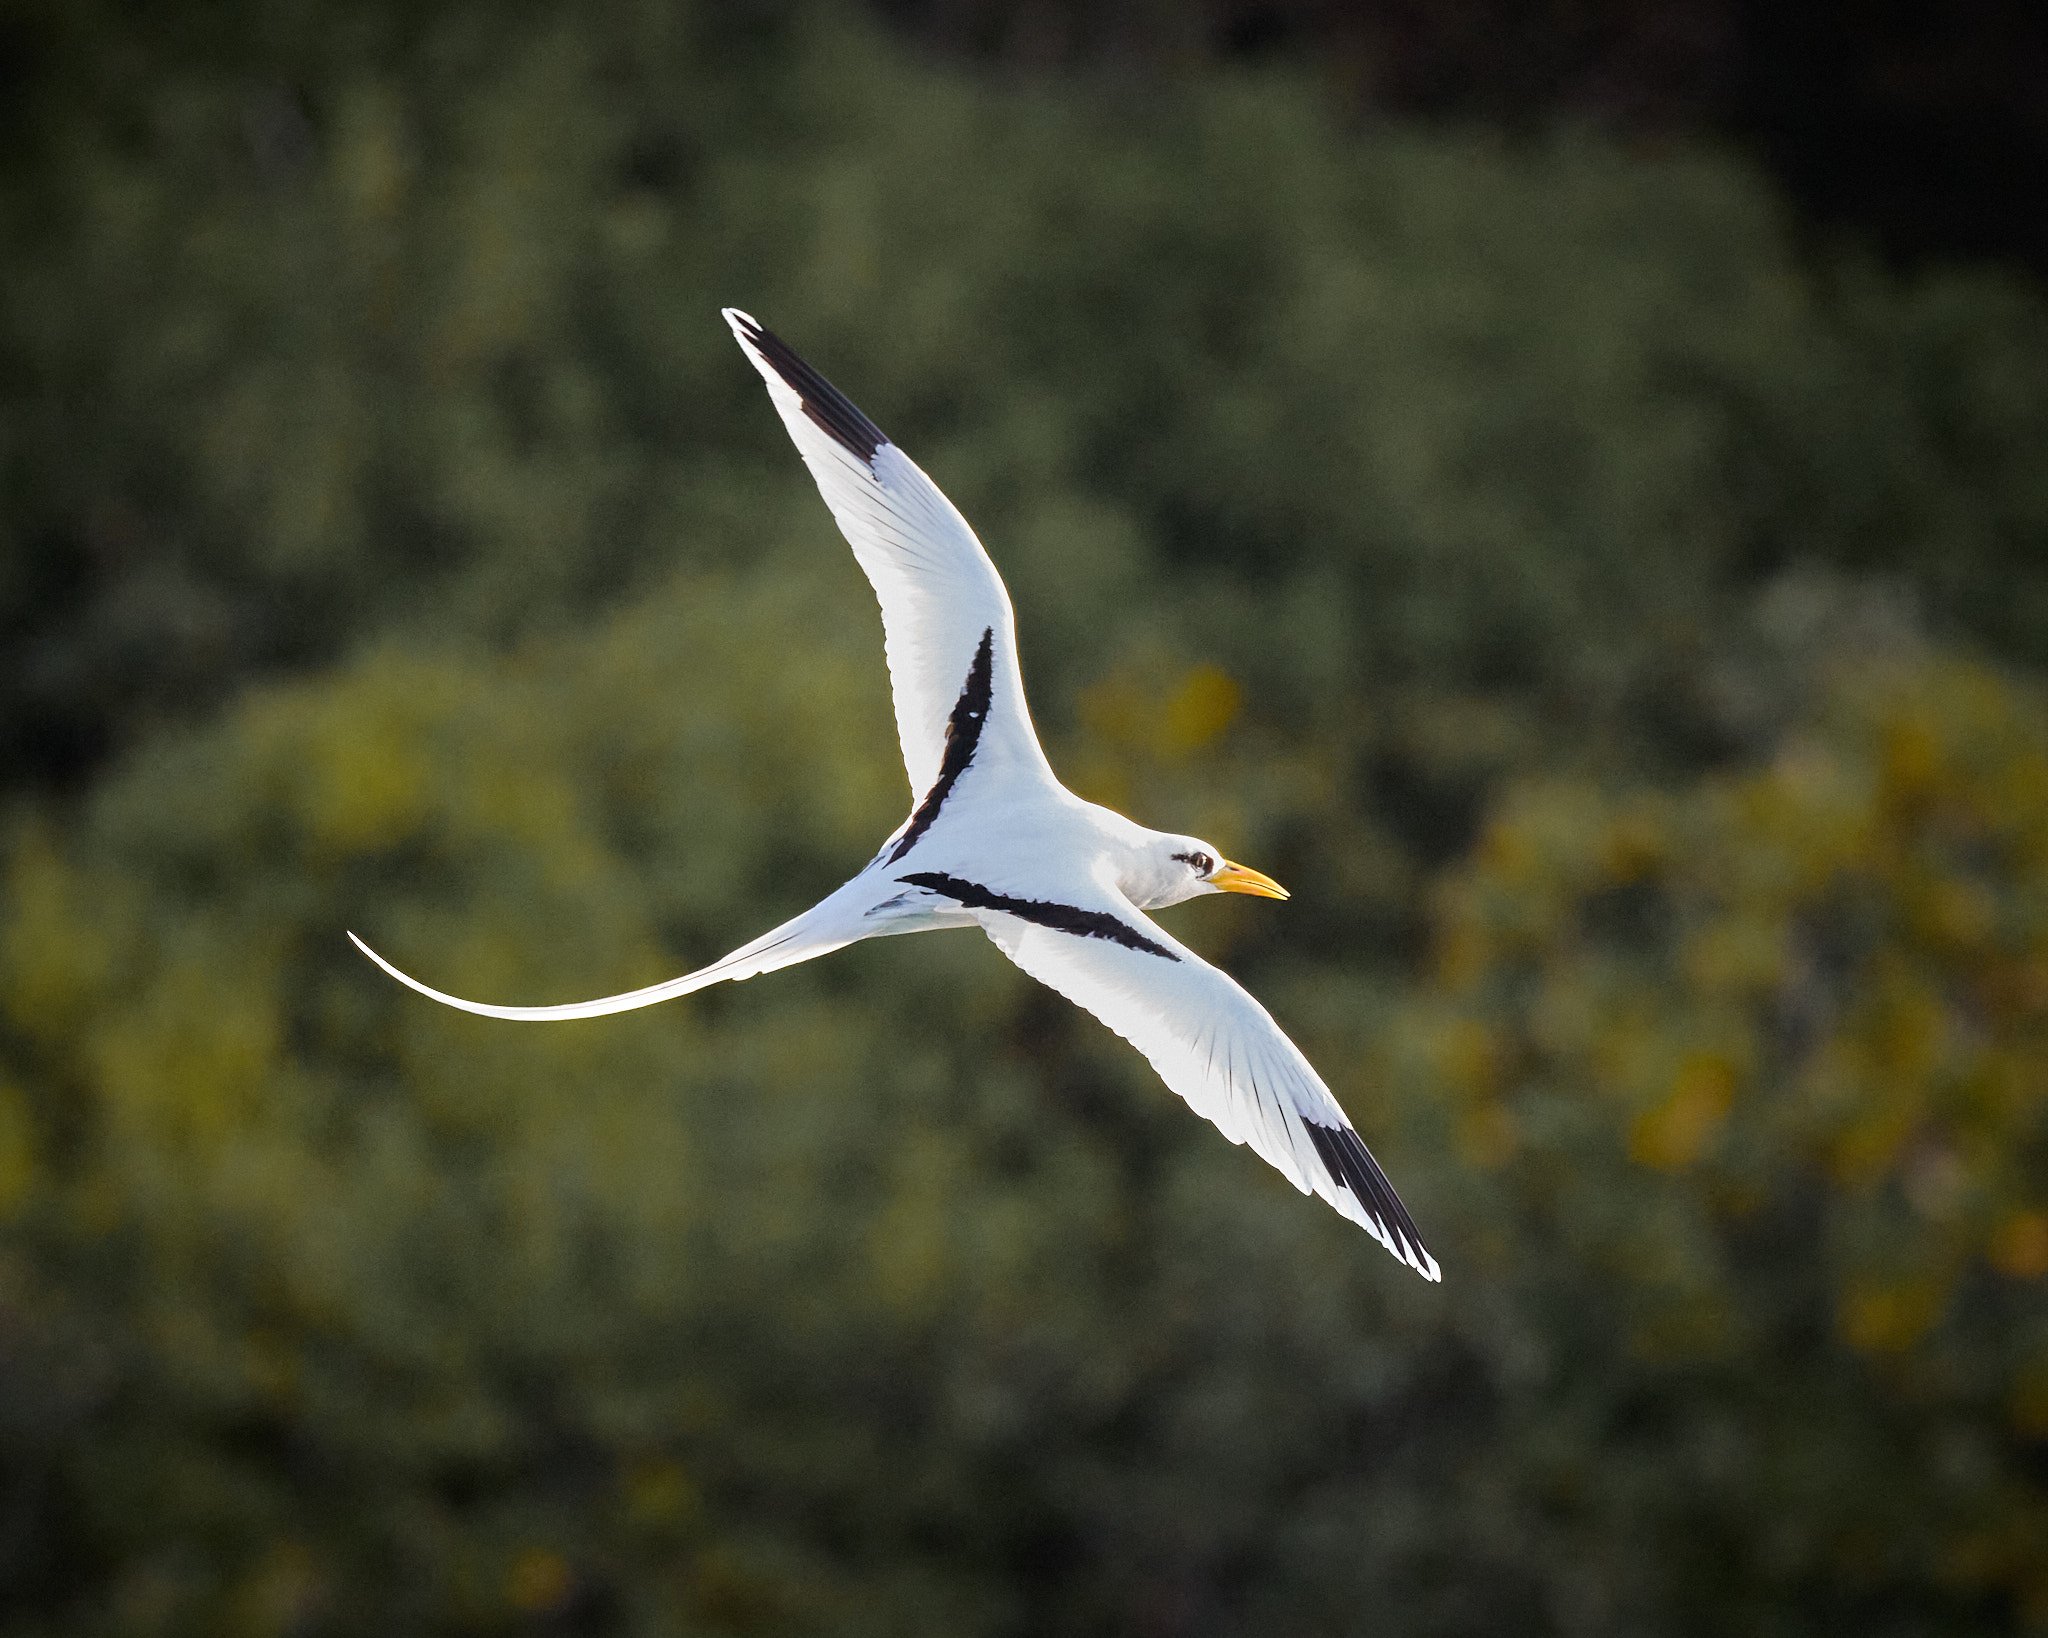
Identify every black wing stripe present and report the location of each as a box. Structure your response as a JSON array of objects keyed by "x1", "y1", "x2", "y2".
[
  {"x1": 886, "y1": 628, "x2": 994, "y2": 864},
  {"x1": 732, "y1": 313, "x2": 886, "y2": 464},
  {"x1": 899, "y1": 872, "x2": 1180, "y2": 961},
  {"x1": 1305, "y1": 1120, "x2": 1432, "y2": 1267}
]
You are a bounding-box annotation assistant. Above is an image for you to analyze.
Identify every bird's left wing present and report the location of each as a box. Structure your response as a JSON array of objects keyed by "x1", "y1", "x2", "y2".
[
  {"x1": 723, "y1": 309, "x2": 1052, "y2": 802},
  {"x1": 975, "y1": 893, "x2": 1440, "y2": 1279}
]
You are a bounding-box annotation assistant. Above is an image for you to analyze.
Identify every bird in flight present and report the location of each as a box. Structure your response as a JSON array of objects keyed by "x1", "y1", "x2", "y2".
[{"x1": 351, "y1": 310, "x2": 1439, "y2": 1280}]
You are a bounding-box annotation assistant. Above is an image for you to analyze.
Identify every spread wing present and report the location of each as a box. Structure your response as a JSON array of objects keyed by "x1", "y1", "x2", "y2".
[
  {"x1": 724, "y1": 309, "x2": 1052, "y2": 799},
  {"x1": 970, "y1": 890, "x2": 1440, "y2": 1279}
]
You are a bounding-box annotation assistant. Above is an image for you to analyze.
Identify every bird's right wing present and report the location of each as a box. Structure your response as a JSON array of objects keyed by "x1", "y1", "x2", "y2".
[
  {"x1": 977, "y1": 894, "x2": 1440, "y2": 1279},
  {"x1": 724, "y1": 309, "x2": 1052, "y2": 800}
]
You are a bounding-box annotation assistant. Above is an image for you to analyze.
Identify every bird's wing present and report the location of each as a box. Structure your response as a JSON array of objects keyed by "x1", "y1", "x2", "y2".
[
  {"x1": 724, "y1": 309, "x2": 1052, "y2": 800},
  {"x1": 967, "y1": 886, "x2": 1438, "y2": 1279}
]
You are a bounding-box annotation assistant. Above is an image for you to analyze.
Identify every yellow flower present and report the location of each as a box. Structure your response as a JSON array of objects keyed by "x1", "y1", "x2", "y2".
[
  {"x1": 1991, "y1": 1211, "x2": 2048, "y2": 1280},
  {"x1": 507, "y1": 1548, "x2": 573, "y2": 1614},
  {"x1": 1628, "y1": 1054, "x2": 1736, "y2": 1171}
]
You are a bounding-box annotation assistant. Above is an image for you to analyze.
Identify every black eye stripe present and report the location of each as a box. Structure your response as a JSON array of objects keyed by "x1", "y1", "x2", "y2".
[{"x1": 1172, "y1": 850, "x2": 1215, "y2": 874}]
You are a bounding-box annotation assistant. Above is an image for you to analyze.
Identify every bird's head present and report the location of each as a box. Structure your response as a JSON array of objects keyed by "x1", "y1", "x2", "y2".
[{"x1": 1140, "y1": 835, "x2": 1290, "y2": 910}]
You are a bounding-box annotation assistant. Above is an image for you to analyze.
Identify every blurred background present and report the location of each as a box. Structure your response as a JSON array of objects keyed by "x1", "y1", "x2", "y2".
[{"x1": 4, "y1": 0, "x2": 2047, "y2": 1632}]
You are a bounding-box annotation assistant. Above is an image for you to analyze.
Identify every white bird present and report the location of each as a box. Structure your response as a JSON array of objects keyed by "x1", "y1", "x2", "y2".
[{"x1": 351, "y1": 309, "x2": 1440, "y2": 1280}]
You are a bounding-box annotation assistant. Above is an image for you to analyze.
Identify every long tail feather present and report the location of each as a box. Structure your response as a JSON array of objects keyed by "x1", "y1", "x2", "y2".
[{"x1": 347, "y1": 903, "x2": 859, "y2": 1022}]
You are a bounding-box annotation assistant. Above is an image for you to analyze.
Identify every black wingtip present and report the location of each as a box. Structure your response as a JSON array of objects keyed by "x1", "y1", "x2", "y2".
[
  {"x1": 1305, "y1": 1120, "x2": 1440, "y2": 1280},
  {"x1": 723, "y1": 307, "x2": 887, "y2": 465}
]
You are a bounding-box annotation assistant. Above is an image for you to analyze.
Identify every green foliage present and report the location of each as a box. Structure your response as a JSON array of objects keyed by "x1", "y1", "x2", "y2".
[
  {"x1": 8, "y1": 596, "x2": 2048, "y2": 1635},
  {"x1": 5, "y1": 0, "x2": 2046, "y2": 789},
  {"x1": 1392, "y1": 635, "x2": 2048, "y2": 1631},
  {"x1": 4, "y1": 1, "x2": 2048, "y2": 1633},
  {"x1": 0, "y1": 573, "x2": 1409, "y2": 1634}
]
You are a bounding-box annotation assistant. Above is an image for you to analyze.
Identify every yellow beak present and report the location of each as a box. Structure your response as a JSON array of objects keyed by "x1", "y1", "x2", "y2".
[{"x1": 1211, "y1": 860, "x2": 1289, "y2": 900}]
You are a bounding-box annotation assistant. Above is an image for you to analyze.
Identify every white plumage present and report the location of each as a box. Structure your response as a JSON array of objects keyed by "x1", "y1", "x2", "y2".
[{"x1": 350, "y1": 308, "x2": 1440, "y2": 1281}]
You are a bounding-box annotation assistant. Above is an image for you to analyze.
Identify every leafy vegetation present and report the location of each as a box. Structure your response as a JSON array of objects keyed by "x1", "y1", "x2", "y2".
[{"x1": 2, "y1": 1, "x2": 2045, "y2": 1632}]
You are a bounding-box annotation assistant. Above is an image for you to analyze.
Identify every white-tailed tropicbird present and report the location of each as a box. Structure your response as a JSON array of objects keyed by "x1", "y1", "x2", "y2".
[{"x1": 350, "y1": 309, "x2": 1440, "y2": 1280}]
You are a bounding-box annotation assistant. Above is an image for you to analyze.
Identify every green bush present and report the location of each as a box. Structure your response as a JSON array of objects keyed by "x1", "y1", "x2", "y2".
[
  {"x1": 1390, "y1": 633, "x2": 2048, "y2": 1633},
  {"x1": 5, "y1": 1, "x2": 2046, "y2": 791},
  {"x1": 4, "y1": 1, "x2": 2048, "y2": 1632}
]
